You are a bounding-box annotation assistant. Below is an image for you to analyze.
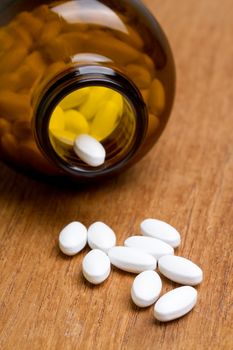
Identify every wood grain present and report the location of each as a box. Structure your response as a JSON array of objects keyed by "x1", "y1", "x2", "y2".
[{"x1": 0, "y1": 0, "x2": 233, "y2": 349}]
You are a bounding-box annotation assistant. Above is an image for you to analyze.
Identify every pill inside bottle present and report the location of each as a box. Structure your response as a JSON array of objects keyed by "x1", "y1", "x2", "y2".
[{"x1": 48, "y1": 86, "x2": 136, "y2": 168}]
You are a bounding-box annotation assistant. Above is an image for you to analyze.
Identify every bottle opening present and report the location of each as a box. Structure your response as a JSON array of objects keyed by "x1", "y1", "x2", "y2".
[
  {"x1": 34, "y1": 65, "x2": 147, "y2": 179},
  {"x1": 48, "y1": 86, "x2": 136, "y2": 170}
]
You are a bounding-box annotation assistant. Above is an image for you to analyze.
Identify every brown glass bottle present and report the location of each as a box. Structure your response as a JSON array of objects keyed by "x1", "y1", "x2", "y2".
[{"x1": 0, "y1": 0, "x2": 175, "y2": 181}]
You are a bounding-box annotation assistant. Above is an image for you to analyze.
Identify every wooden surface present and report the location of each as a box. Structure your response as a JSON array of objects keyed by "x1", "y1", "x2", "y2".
[{"x1": 0, "y1": 0, "x2": 233, "y2": 349}]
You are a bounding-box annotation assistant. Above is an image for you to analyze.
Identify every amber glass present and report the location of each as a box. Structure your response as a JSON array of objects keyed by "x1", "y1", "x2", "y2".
[{"x1": 0, "y1": 0, "x2": 175, "y2": 180}]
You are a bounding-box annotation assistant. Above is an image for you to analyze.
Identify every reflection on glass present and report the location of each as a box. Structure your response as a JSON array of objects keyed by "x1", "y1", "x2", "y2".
[
  {"x1": 52, "y1": 0, "x2": 127, "y2": 32},
  {"x1": 72, "y1": 53, "x2": 112, "y2": 64}
]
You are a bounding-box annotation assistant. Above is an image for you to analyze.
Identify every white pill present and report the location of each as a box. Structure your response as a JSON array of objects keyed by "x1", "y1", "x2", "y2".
[
  {"x1": 88, "y1": 221, "x2": 116, "y2": 253},
  {"x1": 82, "y1": 249, "x2": 111, "y2": 285},
  {"x1": 131, "y1": 271, "x2": 162, "y2": 307},
  {"x1": 108, "y1": 246, "x2": 157, "y2": 273},
  {"x1": 124, "y1": 236, "x2": 174, "y2": 260},
  {"x1": 158, "y1": 255, "x2": 203, "y2": 285},
  {"x1": 154, "y1": 286, "x2": 197, "y2": 322},
  {"x1": 59, "y1": 221, "x2": 87, "y2": 256},
  {"x1": 140, "y1": 219, "x2": 181, "y2": 248},
  {"x1": 73, "y1": 134, "x2": 106, "y2": 167}
]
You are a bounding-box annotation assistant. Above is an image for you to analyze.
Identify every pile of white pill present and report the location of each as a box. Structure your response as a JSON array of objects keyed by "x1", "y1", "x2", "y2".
[{"x1": 58, "y1": 218, "x2": 203, "y2": 322}]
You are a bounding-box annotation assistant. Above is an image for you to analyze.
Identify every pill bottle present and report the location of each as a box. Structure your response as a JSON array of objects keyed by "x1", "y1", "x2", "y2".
[{"x1": 0, "y1": 0, "x2": 175, "y2": 181}]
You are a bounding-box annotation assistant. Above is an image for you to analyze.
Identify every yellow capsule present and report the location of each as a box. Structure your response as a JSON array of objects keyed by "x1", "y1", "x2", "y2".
[
  {"x1": 0, "y1": 46, "x2": 28, "y2": 74},
  {"x1": 60, "y1": 88, "x2": 90, "y2": 110},
  {"x1": 25, "y1": 51, "x2": 46, "y2": 73},
  {"x1": 17, "y1": 11, "x2": 43, "y2": 39},
  {"x1": 39, "y1": 20, "x2": 63, "y2": 45},
  {"x1": 12, "y1": 120, "x2": 32, "y2": 140},
  {"x1": 0, "y1": 118, "x2": 11, "y2": 136},
  {"x1": 108, "y1": 91, "x2": 124, "y2": 115},
  {"x1": 141, "y1": 89, "x2": 149, "y2": 103},
  {"x1": 1, "y1": 133, "x2": 19, "y2": 161},
  {"x1": 114, "y1": 24, "x2": 144, "y2": 50},
  {"x1": 63, "y1": 22, "x2": 89, "y2": 33},
  {"x1": 15, "y1": 65, "x2": 36, "y2": 90},
  {"x1": 32, "y1": 5, "x2": 50, "y2": 21},
  {"x1": 59, "y1": 32, "x2": 89, "y2": 54},
  {"x1": 84, "y1": 37, "x2": 140, "y2": 65},
  {"x1": 0, "y1": 28, "x2": 14, "y2": 52},
  {"x1": 90, "y1": 101, "x2": 121, "y2": 141},
  {"x1": 148, "y1": 113, "x2": 160, "y2": 138},
  {"x1": 7, "y1": 22, "x2": 33, "y2": 49},
  {"x1": 127, "y1": 64, "x2": 152, "y2": 89},
  {"x1": 42, "y1": 38, "x2": 70, "y2": 62},
  {"x1": 79, "y1": 87, "x2": 110, "y2": 120},
  {"x1": 43, "y1": 31, "x2": 89, "y2": 62},
  {"x1": 139, "y1": 54, "x2": 155, "y2": 75},
  {"x1": 46, "y1": 61, "x2": 67, "y2": 79},
  {"x1": 50, "y1": 129, "x2": 76, "y2": 146},
  {"x1": 16, "y1": 51, "x2": 47, "y2": 90},
  {"x1": 49, "y1": 106, "x2": 65, "y2": 131},
  {"x1": 64, "y1": 109, "x2": 89, "y2": 135},
  {"x1": 32, "y1": 5, "x2": 59, "y2": 24},
  {"x1": 127, "y1": 25, "x2": 144, "y2": 49},
  {"x1": 0, "y1": 91, "x2": 31, "y2": 121},
  {"x1": 0, "y1": 52, "x2": 46, "y2": 91},
  {"x1": 148, "y1": 79, "x2": 165, "y2": 115},
  {"x1": 92, "y1": 89, "x2": 123, "y2": 111},
  {"x1": 0, "y1": 74, "x2": 20, "y2": 91}
]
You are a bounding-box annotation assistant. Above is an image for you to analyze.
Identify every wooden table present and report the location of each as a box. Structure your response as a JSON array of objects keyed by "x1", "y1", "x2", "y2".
[{"x1": 0, "y1": 0, "x2": 232, "y2": 349}]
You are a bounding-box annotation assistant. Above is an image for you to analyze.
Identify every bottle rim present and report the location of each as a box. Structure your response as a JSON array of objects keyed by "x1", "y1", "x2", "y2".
[{"x1": 34, "y1": 65, "x2": 148, "y2": 179}]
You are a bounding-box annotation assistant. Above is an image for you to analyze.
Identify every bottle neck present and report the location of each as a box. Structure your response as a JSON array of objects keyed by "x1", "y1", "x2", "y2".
[{"x1": 33, "y1": 65, "x2": 148, "y2": 179}]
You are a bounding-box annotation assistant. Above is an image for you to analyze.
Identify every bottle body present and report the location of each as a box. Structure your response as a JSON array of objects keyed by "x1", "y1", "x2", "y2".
[{"x1": 0, "y1": 0, "x2": 175, "y2": 180}]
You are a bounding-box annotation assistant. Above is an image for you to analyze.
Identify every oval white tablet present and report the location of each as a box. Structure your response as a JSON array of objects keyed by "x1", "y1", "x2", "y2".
[
  {"x1": 82, "y1": 249, "x2": 111, "y2": 285},
  {"x1": 131, "y1": 270, "x2": 162, "y2": 307},
  {"x1": 140, "y1": 219, "x2": 181, "y2": 248},
  {"x1": 73, "y1": 134, "x2": 106, "y2": 167},
  {"x1": 59, "y1": 221, "x2": 87, "y2": 256},
  {"x1": 108, "y1": 246, "x2": 157, "y2": 273},
  {"x1": 158, "y1": 255, "x2": 203, "y2": 285},
  {"x1": 88, "y1": 222, "x2": 116, "y2": 253},
  {"x1": 124, "y1": 236, "x2": 174, "y2": 260},
  {"x1": 154, "y1": 286, "x2": 197, "y2": 322}
]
